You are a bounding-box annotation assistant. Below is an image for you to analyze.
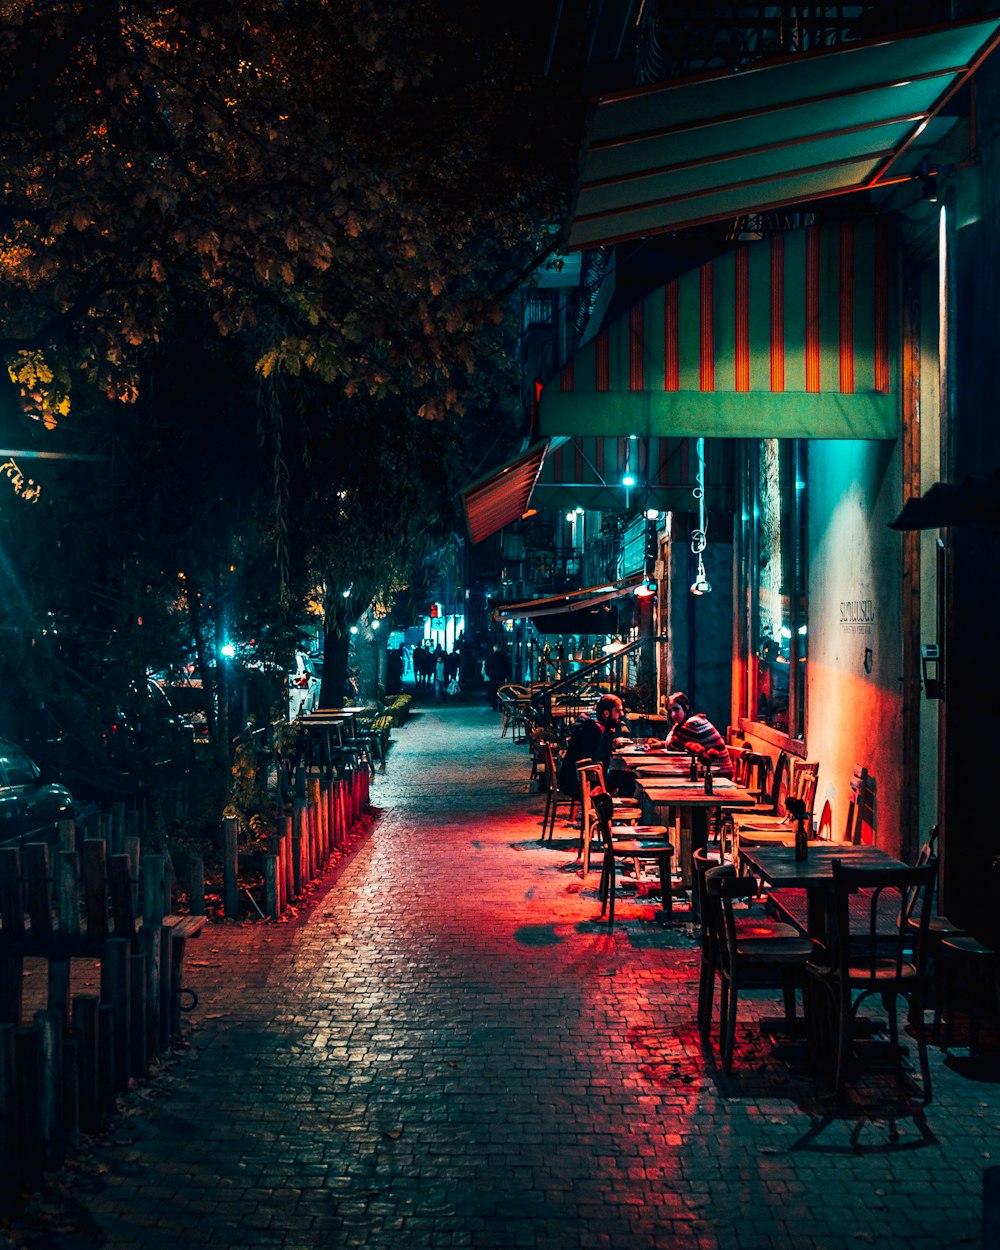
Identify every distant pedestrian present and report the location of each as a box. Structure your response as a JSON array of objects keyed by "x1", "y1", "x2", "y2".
[
  {"x1": 484, "y1": 644, "x2": 511, "y2": 712},
  {"x1": 433, "y1": 646, "x2": 447, "y2": 703}
]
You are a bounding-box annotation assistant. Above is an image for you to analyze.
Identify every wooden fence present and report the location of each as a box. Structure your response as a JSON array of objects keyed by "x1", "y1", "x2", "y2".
[
  {"x1": 0, "y1": 755, "x2": 373, "y2": 1209},
  {"x1": 220, "y1": 762, "x2": 371, "y2": 920},
  {"x1": 0, "y1": 820, "x2": 205, "y2": 1211}
]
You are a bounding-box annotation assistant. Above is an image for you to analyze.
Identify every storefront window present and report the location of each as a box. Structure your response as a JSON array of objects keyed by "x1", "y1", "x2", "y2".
[{"x1": 747, "y1": 439, "x2": 807, "y2": 741}]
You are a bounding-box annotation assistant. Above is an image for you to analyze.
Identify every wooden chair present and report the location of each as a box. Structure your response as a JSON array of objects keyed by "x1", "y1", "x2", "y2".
[
  {"x1": 720, "y1": 750, "x2": 786, "y2": 854},
  {"x1": 904, "y1": 829, "x2": 965, "y2": 1037},
  {"x1": 845, "y1": 766, "x2": 873, "y2": 845},
  {"x1": 693, "y1": 849, "x2": 800, "y2": 1042},
  {"x1": 731, "y1": 763, "x2": 820, "y2": 858},
  {"x1": 808, "y1": 859, "x2": 936, "y2": 1101},
  {"x1": 497, "y1": 685, "x2": 530, "y2": 743},
  {"x1": 577, "y1": 763, "x2": 650, "y2": 877},
  {"x1": 539, "y1": 741, "x2": 574, "y2": 841},
  {"x1": 704, "y1": 864, "x2": 816, "y2": 1071},
  {"x1": 592, "y1": 791, "x2": 675, "y2": 929}
]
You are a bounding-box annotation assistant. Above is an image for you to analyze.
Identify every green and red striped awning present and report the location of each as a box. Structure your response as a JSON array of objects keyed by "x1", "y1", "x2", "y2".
[{"x1": 539, "y1": 218, "x2": 895, "y2": 440}]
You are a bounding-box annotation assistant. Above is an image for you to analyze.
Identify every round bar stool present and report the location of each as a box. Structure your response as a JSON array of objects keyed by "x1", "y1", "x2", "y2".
[{"x1": 940, "y1": 935, "x2": 998, "y2": 1060}]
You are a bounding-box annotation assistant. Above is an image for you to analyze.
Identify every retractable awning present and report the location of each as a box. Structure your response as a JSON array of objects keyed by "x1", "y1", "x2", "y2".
[
  {"x1": 540, "y1": 218, "x2": 895, "y2": 440},
  {"x1": 494, "y1": 577, "x2": 642, "y2": 635},
  {"x1": 460, "y1": 440, "x2": 549, "y2": 544},
  {"x1": 568, "y1": 16, "x2": 1000, "y2": 249}
]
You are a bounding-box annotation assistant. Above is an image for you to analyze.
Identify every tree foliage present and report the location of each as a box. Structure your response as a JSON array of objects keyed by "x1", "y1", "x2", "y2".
[{"x1": 0, "y1": 0, "x2": 576, "y2": 415}]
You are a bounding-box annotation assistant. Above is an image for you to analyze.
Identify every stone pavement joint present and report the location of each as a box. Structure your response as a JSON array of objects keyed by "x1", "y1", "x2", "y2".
[{"x1": 2, "y1": 696, "x2": 997, "y2": 1248}]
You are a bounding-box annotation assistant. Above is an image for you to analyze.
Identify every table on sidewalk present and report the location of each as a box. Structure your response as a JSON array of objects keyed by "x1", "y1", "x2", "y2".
[
  {"x1": 636, "y1": 777, "x2": 756, "y2": 889},
  {"x1": 293, "y1": 711, "x2": 354, "y2": 778},
  {"x1": 738, "y1": 842, "x2": 911, "y2": 1065},
  {"x1": 312, "y1": 706, "x2": 368, "y2": 739},
  {"x1": 739, "y1": 842, "x2": 907, "y2": 944}
]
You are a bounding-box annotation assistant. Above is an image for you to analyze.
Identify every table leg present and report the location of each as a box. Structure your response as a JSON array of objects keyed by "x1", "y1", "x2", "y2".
[{"x1": 654, "y1": 851, "x2": 673, "y2": 927}]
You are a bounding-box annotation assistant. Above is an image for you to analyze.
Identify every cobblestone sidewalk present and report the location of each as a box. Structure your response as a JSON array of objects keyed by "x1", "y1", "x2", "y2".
[{"x1": 5, "y1": 696, "x2": 999, "y2": 1249}]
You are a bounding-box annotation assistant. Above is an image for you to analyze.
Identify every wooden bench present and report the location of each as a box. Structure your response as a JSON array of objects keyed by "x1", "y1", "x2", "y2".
[{"x1": 164, "y1": 914, "x2": 208, "y2": 940}]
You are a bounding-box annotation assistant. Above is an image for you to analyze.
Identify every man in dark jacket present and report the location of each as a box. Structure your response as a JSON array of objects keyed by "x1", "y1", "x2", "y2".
[{"x1": 557, "y1": 694, "x2": 632, "y2": 798}]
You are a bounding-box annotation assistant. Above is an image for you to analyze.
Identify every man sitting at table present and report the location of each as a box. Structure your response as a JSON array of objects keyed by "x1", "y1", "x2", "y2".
[
  {"x1": 557, "y1": 694, "x2": 634, "y2": 798},
  {"x1": 664, "y1": 691, "x2": 732, "y2": 776}
]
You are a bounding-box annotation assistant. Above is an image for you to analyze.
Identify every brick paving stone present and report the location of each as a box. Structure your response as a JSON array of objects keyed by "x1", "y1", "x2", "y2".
[{"x1": 3, "y1": 695, "x2": 999, "y2": 1248}]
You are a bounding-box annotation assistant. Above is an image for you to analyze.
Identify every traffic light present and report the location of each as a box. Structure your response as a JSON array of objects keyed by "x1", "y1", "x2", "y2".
[
  {"x1": 429, "y1": 603, "x2": 439, "y2": 618},
  {"x1": 643, "y1": 516, "x2": 659, "y2": 579},
  {"x1": 644, "y1": 516, "x2": 659, "y2": 562}
]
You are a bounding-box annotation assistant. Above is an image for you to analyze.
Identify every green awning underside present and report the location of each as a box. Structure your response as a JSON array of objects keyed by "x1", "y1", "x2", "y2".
[{"x1": 568, "y1": 17, "x2": 1000, "y2": 249}]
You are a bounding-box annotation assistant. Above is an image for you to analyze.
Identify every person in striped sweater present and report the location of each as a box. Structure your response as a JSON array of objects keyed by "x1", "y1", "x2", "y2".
[{"x1": 664, "y1": 691, "x2": 732, "y2": 776}]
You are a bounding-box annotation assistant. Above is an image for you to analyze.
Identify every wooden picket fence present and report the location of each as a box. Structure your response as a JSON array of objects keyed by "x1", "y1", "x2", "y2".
[
  {"x1": 220, "y1": 765, "x2": 371, "y2": 920},
  {"x1": 0, "y1": 757, "x2": 372, "y2": 1208},
  {"x1": 0, "y1": 820, "x2": 204, "y2": 1210}
]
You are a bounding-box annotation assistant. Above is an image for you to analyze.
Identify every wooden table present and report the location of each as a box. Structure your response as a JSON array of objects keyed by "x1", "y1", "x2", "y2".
[
  {"x1": 739, "y1": 842, "x2": 909, "y2": 1063},
  {"x1": 312, "y1": 706, "x2": 367, "y2": 739},
  {"x1": 294, "y1": 712, "x2": 352, "y2": 777},
  {"x1": 636, "y1": 778, "x2": 756, "y2": 888},
  {"x1": 739, "y1": 842, "x2": 907, "y2": 943}
]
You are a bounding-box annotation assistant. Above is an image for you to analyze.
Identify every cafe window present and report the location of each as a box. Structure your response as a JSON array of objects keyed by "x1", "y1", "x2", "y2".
[{"x1": 744, "y1": 439, "x2": 807, "y2": 742}]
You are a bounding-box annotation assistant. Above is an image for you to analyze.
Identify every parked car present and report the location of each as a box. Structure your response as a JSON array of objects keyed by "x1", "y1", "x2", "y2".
[
  {"x1": 0, "y1": 737, "x2": 76, "y2": 848},
  {"x1": 104, "y1": 678, "x2": 196, "y2": 771}
]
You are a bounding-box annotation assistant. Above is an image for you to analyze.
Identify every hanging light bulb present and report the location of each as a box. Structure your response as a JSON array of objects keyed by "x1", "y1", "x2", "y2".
[
  {"x1": 690, "y1": 552, "x2": 711, "y2": 596},
  {"x1": 690, "y1": 437, "x2": 712, "y2": 596}
]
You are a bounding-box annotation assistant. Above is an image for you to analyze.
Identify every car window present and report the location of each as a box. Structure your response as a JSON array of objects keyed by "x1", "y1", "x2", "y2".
[{"x1": 0, "y1": 745, "x2": 39, "y2": 787}]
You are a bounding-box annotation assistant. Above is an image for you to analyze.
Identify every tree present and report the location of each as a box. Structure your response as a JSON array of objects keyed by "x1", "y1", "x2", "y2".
[
  {"x1": 278, "y1": 380, "x2": 460, "y2": 704},
  {"x1": 0, "y1": 0, "x2": 576, "y2": 415}
]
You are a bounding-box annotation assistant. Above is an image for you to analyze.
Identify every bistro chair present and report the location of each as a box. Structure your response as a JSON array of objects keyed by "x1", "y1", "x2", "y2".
[
  {"x1": 704, "y1": 864, "x2": 817, "y2": 1071},
  {"x1": 905, "y1": 829, "x2": 966, "y2": 1038},
  {"x1": 845, "y1": 766, "x2": 873, "y2": 844},
  {"x1": 693, "y1": 850, "x2": 801, "y2": 1042},
  {"x1": 592, "y1": 791, "x2": 675, "y2": 929},
  {"x1": 730, "y1": 764, "x2": 820, "y2": 859},
  {"x1": 497, "y1": 685, "x2": 531, "y2": 744},
  {"x1": 807, "y1": 859, "x2": 936, "y2": 1102},
  {"x1": 539, "y1": 741, "x2": 574, "y2": 842},
  {"x1": 577, "y1": 763, "x2": 648, "y2": 877},
  {"x1": 719, "y1": 750, "x2": 786, "y2": 855}
]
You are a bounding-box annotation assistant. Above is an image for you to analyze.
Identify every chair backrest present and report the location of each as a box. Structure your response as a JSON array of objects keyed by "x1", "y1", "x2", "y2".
[
  {"x1": 742, "y1": 750, "x2": 772, "y2": 801},
  {"x1": 730, "y1": 746, "x2": 751, "y2": 787},
  {"x1": 577, "y1": 762, "x2": 604, "y2": 838},
  {"x1": 704, "y1": 864, "x2": 760, "y2": 972},
  {"x1": 692, "y1": 848, "x2": 723, "y2": 942},
  {"x1": 905, "y1": 843, "x2": 940, "y2": 921},
  {"x1": 788, "y1": 763, "x2": 820, "y2": 827},
  {"x1": 541, "y1": 741, "x2": 559, "y2": 791},
  {"x1": 770, "y1": 751, "x2": 791, "y2": 815},
  {"x1": 845, "y1": 766, "x2": 873, "y2": 844},
  {"x1": 591, "y1": 790, "x2": 616, "y2": 850},
  {"x1": 830, "y1": 860, "x2": 936, "y2": 979}
]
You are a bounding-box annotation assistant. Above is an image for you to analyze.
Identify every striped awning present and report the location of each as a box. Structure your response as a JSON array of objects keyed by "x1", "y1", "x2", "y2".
[
  {"x1": 460, "y1": 440, "x2": 549, "y2": 544},
  {"x1": 568, "y1": 16, "x2": 1000, "y2": 249},
  {"x1": 533, "y1": 436, "x2": 733, "y2": 512},
  {"x1": 539, "y1": 218, "x2": 895, "y2": 440}
]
